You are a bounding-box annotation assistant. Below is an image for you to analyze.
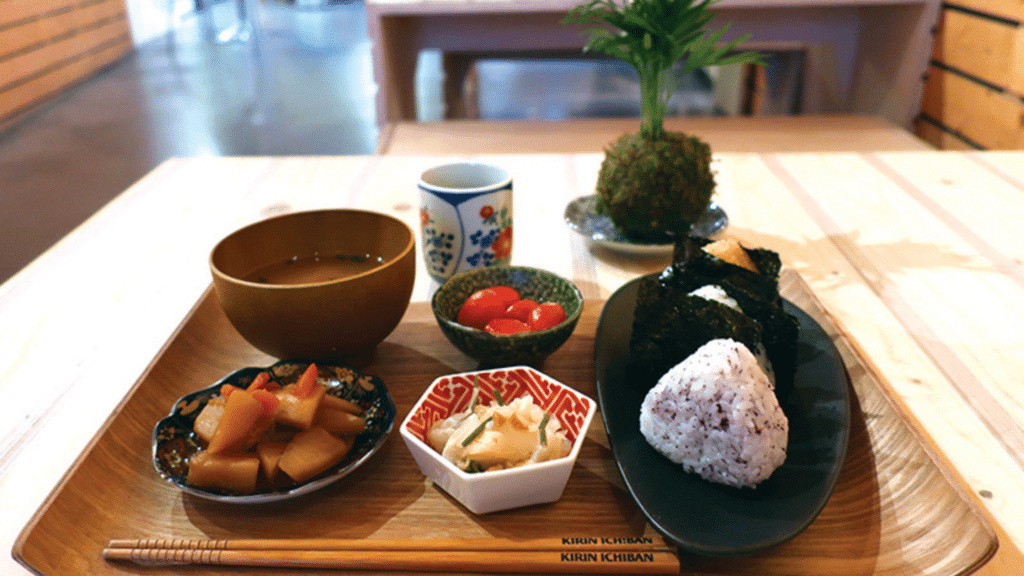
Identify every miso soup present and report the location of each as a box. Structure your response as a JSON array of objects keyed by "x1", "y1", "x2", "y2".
[{"x1": 244, "y1": 253, "x2": 385, "y2": 285}]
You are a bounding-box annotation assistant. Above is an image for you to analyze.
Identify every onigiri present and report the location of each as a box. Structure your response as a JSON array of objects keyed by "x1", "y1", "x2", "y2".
[{"x1": 639, "y1": 338, "x2": 788, "y2": 488}]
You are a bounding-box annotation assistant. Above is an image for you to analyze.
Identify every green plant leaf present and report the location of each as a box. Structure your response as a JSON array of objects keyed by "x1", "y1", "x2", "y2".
[{"x1": 565, "y1": 0, "x2": 764, "y2": 139}]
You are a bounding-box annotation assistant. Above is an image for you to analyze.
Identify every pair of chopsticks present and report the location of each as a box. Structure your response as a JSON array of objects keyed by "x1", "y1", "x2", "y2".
[{"x1": 103, "y1": 536, "x2": 680, "y2": 573}]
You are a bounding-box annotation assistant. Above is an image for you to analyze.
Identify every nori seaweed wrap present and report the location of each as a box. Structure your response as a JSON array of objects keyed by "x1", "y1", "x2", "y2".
[{"x1": 628, "y1": 236, "x2": 799, "y2": 396}]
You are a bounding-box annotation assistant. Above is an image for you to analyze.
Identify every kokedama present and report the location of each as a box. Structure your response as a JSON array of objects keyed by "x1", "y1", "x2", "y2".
[{"x1": 564, "y1": 0, "x2": 763, "y2": 242}]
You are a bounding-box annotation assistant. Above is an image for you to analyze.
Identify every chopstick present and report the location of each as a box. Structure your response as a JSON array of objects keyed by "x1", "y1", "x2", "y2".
[
  {"x1": 105, "y1": 536, "x2": 676, "y2": 552},
  {"x1": 103, "y1": 536, "x2": 680, "y2": 573}
]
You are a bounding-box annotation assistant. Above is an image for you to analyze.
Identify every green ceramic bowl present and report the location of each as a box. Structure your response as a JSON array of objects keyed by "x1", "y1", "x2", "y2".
[{"x1": 432, "y1": 266, "x2": 584, "y2": 367}]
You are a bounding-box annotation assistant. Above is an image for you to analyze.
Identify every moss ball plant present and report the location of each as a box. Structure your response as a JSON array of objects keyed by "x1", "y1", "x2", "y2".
[
  {"x1": 596, "y1": 131, "x2": 714, "y2": 242},
  {"x1": 565, "y1": 0, "x2": 763, "y2": 240}
]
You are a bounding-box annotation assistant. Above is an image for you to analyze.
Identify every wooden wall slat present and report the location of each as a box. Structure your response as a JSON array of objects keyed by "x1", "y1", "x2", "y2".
[
  {"x1": 919, "y1": 2, "x2": 1024, "y2": 149},
  {"x1": 72, "y1": 0, "x2": 127, "y2": 27},
  {"x1": 914, "y1": 117, "x2": 982, "y2": 150},
  {"x1": 922, "y1": 65, "x2": 1024, "y2": 149},
  {"x1": 933, "y1": 8, "x2": 1024, "y2": 94},
  {"x1": 0, "y1": 17, "x2": 128, "y2": 86},
  {"x1": 0, "y1": 0, "x2": 83, "y2": 28},
  {"x1": 0, "y1": 37, "x2": 131, "y2": 117},
  {"x1": 944, "y1": 0, "x2": 1024, "y2": 23},
  {"x1": 0, "y1": 0, "x2": 131, "y2": 121}
]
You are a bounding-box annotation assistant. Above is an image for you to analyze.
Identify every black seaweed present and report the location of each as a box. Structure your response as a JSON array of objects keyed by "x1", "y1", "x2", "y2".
[
  {"x1": 628, "y1": 236, "x2": 799, "y2": 396},
  {"x1": 630, "y1": 277, "x2": 762, "y2": 386}
]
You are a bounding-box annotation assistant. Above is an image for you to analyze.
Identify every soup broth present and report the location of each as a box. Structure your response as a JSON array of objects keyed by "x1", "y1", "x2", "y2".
[{"x1": 244, "y1": 253, "x2": 385, "y2": 285}]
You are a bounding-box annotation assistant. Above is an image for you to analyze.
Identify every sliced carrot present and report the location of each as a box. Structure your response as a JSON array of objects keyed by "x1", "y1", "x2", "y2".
[
  {"x1": 207, "y1": 390, "x2": 264, "y2": 454},
  {"x1": 250, "y1": 389, "x2": 281, "y2": 416},
  {"x1": 248, "y1": 371, "x2": 271, "y2": 391},
  {"x1": 220, "y1": 383, "x2": 242, "y2": 398},
  {"x1": 293, "y1": 363, "x2": 319, "y2": 398}
]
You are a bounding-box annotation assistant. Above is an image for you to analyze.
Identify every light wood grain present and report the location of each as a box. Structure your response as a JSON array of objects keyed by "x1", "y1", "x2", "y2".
[
  {"x1": 0, "y1": 0, "x2": 91, "y2": 27},
  {"x1": 933, "y1": 9, "x2": 1024, "y2": 96},
  {"x1": 10, "y1": 273, "x2": 1005, "y2": 575},
  {"x1": 4, "y1": 150, "x2": 1024, "y2": 576},
  {"x1": 922, "y1": 2, "x2": 1024, "y2": 150},
  {"x1": 921, "y1": 66, "x2": 1024, "y2": 149},
  {"x1": 941, "y1": 0, "x2": 1024, "y2": 21},
  {"x1": 99, "y1": 548, "x2": 681, "y2": 573},
  {"x1": 0, "y1": 0, "x2": 131, "y2": 121},
  {"x1": 721, "y1": 151, "x2": 1024, "y2": 554},
  {"x1": 104, "y1": 536, "x2": 676, "y2": 551},
  {"x1": 914, "y1": 117, "x2": 979, "y2": 150},
  {"x1": 101, "y1": 537, "x2": 681, "y2": 573},
  {"x1": 378, "y1": 116, "x2": 933, "y2": 154}
]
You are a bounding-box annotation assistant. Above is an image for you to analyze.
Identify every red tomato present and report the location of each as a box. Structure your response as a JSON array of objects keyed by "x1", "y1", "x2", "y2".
[
  {"x1": 528, "y1": 302, "x2": 567, "y2": 331},
  {"x1": 484, "y1": 317, "x2": 531, "y2": 335},
  {"x1": 457, "y1": 288, "x2": 509, "y2": 329},
  {"x1": 504, "y1": 299, "x2": 539, "y2": 323},
  {"x1": 489, "y1": 286, "x2": 521, "y2": 308}
]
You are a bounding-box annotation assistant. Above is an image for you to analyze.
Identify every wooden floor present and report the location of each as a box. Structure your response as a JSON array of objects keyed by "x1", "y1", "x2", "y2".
[{"x1": 0, "y1": 2, "x2": 379, "y2": 285}]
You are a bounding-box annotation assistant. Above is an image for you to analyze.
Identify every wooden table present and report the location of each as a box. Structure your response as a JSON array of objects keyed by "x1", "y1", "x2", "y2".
[
  {"x1": 3, "y1": 150, "x2": 1024, "y2": 574},
  {"x1": 366, "y1": 0, "x2": 941, "y2": 129},
  {"x1": 378, "y1": 115, "x2": 935, "y2": 154}
]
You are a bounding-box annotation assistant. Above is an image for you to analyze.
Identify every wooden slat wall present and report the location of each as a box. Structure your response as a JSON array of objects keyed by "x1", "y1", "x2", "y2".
[
  {"x1": 0, "y1": 0, "x2": 133, "y2": 122},
  {"x1": 915, "y1": 1, "x2": 1024, "y2": 149}
]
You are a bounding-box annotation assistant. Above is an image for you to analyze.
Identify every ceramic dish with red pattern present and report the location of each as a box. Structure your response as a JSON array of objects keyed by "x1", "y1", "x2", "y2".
[{"x1": 400, "y1": 366, "x2": 595, "y2": 514}]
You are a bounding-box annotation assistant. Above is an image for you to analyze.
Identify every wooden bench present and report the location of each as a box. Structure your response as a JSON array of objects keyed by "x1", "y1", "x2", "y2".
[{"x1": 366, "y1": 0, "x2": 942, "y2": 130}]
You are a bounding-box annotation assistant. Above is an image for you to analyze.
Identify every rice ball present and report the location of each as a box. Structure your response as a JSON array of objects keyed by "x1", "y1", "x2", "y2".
[{"x1": 639, "y1": 338, "x2": 788, "y2": 488}]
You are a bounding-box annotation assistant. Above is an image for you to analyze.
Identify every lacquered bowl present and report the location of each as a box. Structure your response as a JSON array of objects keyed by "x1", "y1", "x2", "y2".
[
  {"x1": 210, "y1": 209, "x2": 415, "y2": 362},
  {"x1": 431, "y1": 266, "x2": 583, "y2": 367}
]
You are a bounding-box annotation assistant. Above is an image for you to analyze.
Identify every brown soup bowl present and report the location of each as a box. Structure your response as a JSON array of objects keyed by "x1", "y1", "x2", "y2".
[{"x1": 210, "y1": 209, "x2": 416, "y2": 363}]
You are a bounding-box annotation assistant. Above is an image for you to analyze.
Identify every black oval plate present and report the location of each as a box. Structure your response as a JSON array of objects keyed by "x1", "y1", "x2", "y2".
[
  {"x1": 595, "y1": 274, "x2": 851, "y2": 556},
  {"x1": 153, "y1": 360, "x2": 396, "y2": 503}
]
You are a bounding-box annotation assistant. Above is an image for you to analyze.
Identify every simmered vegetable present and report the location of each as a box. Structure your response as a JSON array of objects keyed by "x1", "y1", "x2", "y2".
[
  {"x1": 278, "y1": 427, "x2": 354, "y2": 484},
  {"x1": 186, "y1": 451, "x2": 261, "y2": 495},
  {"x1": 183, "y1": 364, "x2": 364, "y2": 494}
]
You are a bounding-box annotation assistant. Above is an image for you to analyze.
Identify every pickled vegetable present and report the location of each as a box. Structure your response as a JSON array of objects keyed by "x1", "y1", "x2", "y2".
[
  {"x1": 186, "y1": 451, "x2": 260, "y2": 494},
  {"x1": 257, "y1": 441, "x2": 288, "y2": 481},
  {"x1": 278, "y1": 427, "x2": 354, "y2": 484},
  {"x1": 314, "y1": 404, "x2": 367, "y2": 434},
  {"x1": 274, "y1": 383, "x2": 327, "y2": 430},
  {"x1": 193, "y1": 396, "x2": 226, "y2": 445},
  {"x1": 207, "y1": 389, "x2": 265, "y2": 454},
  {"x1": 181, "y1": 366, "x2": 365, "y2": 494}
]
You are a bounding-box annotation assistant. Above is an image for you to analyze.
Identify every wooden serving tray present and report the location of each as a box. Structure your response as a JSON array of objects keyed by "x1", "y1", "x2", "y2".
[{"x1": 12, "y1": 273, "x2": 1014, "y2": 575}]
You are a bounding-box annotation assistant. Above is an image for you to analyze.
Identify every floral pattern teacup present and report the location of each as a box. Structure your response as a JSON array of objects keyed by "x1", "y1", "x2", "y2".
[{"x1": 419, "y1": 163, "x2": 513, "y2": 283}]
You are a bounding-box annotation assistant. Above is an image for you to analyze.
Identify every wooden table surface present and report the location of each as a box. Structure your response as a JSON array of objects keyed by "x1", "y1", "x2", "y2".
[
  {"x1": 378, "y1": 116, "x2": 935, "y2": 154},
  {"x1": 3, "y1": 149, "x2": 1024, "y2": 574}
]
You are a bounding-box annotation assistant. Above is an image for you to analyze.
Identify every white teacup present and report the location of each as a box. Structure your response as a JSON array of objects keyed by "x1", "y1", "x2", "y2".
[{"x1": 419, "y1": 162, "x2": 513, "y2": 283}]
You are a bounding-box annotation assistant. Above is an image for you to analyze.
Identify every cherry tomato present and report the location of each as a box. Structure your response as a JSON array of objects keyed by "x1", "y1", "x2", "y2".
[
  {"x1": 456, "y1": 288, "x2": 508, "y2": 329},
  {"x1": 504, "y1": 299, "x2": 539, "y2": 323},
  {"x1": 489, "y1": 286, "x2": 521, "y2": 308},
  {"x1": 528, "y1": 302, "x2": 567, "y2": 331},
  {"x1": 484, "y1": 317, "x2": 531, "y2": 335}
]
